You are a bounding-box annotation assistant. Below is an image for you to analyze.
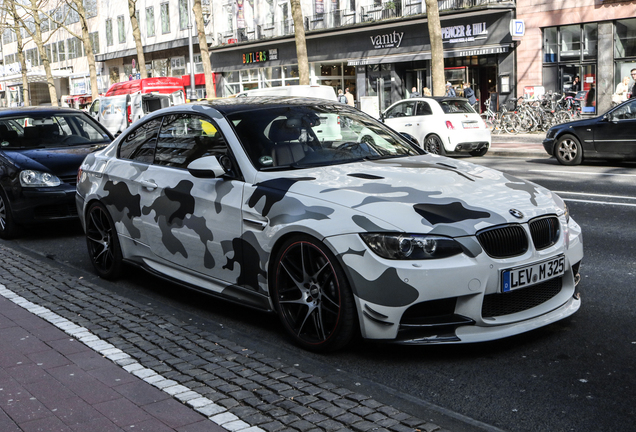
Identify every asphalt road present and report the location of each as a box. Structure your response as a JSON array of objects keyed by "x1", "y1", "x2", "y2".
[{"x1": 3, "y1": 155, "x2": 635, "y2": 432}]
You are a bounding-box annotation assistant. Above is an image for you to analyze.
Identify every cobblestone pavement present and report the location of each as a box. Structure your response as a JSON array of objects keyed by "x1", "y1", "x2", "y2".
[{"x1": 0, "y1": 244, "x2": 453, "y2": 432}]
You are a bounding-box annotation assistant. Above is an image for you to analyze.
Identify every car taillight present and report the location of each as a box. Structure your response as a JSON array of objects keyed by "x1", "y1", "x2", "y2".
[
  {"x1": 127, "y1": 105, "x2": 132, "y2": 124},
  {"x1": 445, "y1": 120, "x2": 454, "y2": 130},
  {"x1": 77, "y1": 167, "x2": 83, "y2": 184}
]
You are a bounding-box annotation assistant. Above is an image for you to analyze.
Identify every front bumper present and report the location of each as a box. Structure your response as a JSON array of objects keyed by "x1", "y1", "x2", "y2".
[
  {"x1": 12, "y1": 186, "x2": 78, "y2": 223},
  {"x1": 543, "y1": 137, "x2": 556, "y2": 156},
  {"x1": 326, "y1": 216, "x2": 584, "y2": 344}
]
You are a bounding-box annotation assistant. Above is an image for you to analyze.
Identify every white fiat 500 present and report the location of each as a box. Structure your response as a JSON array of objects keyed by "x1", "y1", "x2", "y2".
[
  {"x1": 76, "y1": 97, "x2": 583, "y2": 352},
  {"x1": 382, "y1": 97, "x2": 491, "y2": 156}
]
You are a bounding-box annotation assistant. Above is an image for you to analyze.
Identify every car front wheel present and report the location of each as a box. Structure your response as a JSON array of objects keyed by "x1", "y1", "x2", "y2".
[
  {"x1": 424, "y1": 134, "x2": 446, "y2": 155},
  {"x1": 272, "y1": 236, "x2": 357, "y2": 352},
  {"x1": 85, "y1": 202, "x2": 123, "y2": 280},
  {"x1": 0, "y1": 189, "x2": 20, "y2": 239},
  {"x1": 555, "y1": 134, "x2": 583, "y2": 165}
]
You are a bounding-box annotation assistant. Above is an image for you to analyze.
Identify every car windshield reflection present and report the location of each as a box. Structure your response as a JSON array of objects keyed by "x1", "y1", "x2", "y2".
[
  {"x1": 0, "y1": 114, "x2": 111, "y2": 149},
  {"x1": 228, "y1": 105, "x2": 422, "y2": 170}
]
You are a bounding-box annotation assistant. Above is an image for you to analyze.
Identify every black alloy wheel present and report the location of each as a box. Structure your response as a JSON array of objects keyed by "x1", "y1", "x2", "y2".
[
  {"x1": 85, "y1": 202, "x2": 123, "y2": 280},
  {"x1": 272, "y1": 236, "x2": 356, "y2": 352},
  {"x1": 424, "y1": 134, "x2": 446, "y2": 155},
  {"x1": 555, "y1": 134, "x2": 583, "y2": 165}
]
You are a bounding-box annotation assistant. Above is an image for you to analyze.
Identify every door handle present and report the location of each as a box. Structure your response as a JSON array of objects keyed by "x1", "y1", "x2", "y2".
[
  {"x1": 140, "y1": 180, "x2": 157, "y2": 190},
  {"x1": 243, "y1": 218, "x2": 268, "y2": 230}
]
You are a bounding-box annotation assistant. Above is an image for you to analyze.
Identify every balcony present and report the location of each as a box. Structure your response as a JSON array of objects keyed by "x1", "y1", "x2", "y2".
[{"x1": 215, "y1": 0, "x2": 511, "y2": 46}]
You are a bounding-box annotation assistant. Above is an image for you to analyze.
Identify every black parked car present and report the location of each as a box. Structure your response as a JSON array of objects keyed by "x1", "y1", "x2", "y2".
[
  {"x1": 0, "y1": 107, "x2": 113, "y2": 239},
  {"x1": 543, "y1": 98, "x2": 636, "y2": 165}
]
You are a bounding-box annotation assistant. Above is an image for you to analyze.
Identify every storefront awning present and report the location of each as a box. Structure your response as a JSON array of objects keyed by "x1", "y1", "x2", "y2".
[
  {"x1": 347, "y1": 44, "x2": 512, "y2": 66},
  {"x1": 0, "y1": 70, "x2": 71, "y2": 87}
]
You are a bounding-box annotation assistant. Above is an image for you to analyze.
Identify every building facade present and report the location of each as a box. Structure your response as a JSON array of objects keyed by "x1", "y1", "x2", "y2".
[{"x1": 516, "y1": 0, "x2": 636, "y2": 114}]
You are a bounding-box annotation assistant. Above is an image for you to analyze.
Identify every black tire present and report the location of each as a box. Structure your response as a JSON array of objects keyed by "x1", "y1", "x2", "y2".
[
  {"x1": 554, "y1": 134, "x2": 583, "y2": 166},
  {"x1": 0, "y1": 189, "x2": 20, "y2": 239},
  {"x1": 470, "y1": 147, "x2": 488, "y2": 157},
  {"x1": 85, "y1": 201, "x2": 123, "y2": 280},
  {"x1": 424, "y1": 134, "x2": 446, "y2": 155},
  {"x1": 271, "y1": 236, "x2": 357, "y2": 352}
]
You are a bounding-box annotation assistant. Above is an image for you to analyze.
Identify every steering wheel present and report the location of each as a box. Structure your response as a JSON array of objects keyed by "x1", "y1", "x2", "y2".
[{"x1": 338, "y1": 141, "x2": 361, "y2": 151}]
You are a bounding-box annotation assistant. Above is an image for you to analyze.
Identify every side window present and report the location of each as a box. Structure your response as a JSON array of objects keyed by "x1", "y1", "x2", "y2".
[
  {"x1": 416, "y1": 102, "x2": 432, "y2": 116},
  {"x1": 155, "y1": 113, "x2": 229, "y2": 169},
  {"x1": 119, "y1": 118, "x2": 162, "y2": 163},
  {"x1": 385, "y1": 102, "x2": 416, "y2": 118},
  {"x1": 612, "y1": 101, "x2": 636, "y2": 120}
]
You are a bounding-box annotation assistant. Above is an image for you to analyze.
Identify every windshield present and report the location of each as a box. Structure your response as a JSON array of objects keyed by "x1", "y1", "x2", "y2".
[
  {"x1": 0, "y1": 113, "x2": 111, "y2": 149},
  {"x1": 228, "y1": 105, "x2": 422, "y2": 170},
  {"x1": 439, "y1": 99, "x2": 475, "y2": 114}
]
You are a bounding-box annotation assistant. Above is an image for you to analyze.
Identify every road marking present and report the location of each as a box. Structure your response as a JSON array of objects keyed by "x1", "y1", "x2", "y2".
[
  {"x1": 530, "y1": 170, "x2": 636, "y2": 178},
  {"x1": 562, "y1": 198, "x2": 636, "y2": 207},
  {"x1": 554, "y1": 191, "x2": 636, "y2": 200}
]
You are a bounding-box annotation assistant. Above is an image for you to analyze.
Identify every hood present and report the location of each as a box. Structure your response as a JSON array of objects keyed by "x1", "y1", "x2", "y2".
[
  {"x1": 3, "y1": 145, "x2": 103, "y2": 178},
  {"x1": 254, "y1": 154, "x2": 562, "y2": 237}
]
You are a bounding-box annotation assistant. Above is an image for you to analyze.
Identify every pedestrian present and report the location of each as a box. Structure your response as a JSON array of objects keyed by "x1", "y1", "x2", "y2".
[
  {"x1": 445, "y1": 82, "x2": 456, "y2": 97},
  {"x1": 463, "y1": 82, "x2": 477, "y2": 106},
  {"x1": 423, "y1": 87, "x2": 432, "y2": 97},
  {"x1": 410, "y1": 87, "x2": 420, "y2": 98},
  {"x1": 630, "y1": 68, "x2": 636, "y2": 98},
  {"x1": 345, "y1": 87, "x2": 355, "y2": 106},
  {"x1": 612, "y1": 76, "x2": 630, "y2": 104},
  {"x1": 337, "y1": 89, "x2": 347, "y2": 104},
  {"x1": 571, "y1": 76, "x2": 581, "y2": 93}
]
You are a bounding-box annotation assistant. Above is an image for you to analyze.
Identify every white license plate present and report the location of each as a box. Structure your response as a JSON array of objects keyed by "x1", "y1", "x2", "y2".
[
  {"x1": 462, "y1": 121, "x2": 479, "y2": 129},
  {"x1": 501, "y1": 255, "x2": 565, "y2": 293}
]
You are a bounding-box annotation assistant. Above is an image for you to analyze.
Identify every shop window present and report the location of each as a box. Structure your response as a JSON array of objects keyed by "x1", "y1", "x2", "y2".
[
  {"x1": 559, "y1": 25, "x2": 580, "y2": 61},
  {"x1": 171, "y1": 57, "x2": 186, "y2": 77},
  {"x1": 615, "y1": 19, "x2": 636, "y2": 58},
  {"x1": 153, "y1": 59, "x2": 169, "y2": 77}
]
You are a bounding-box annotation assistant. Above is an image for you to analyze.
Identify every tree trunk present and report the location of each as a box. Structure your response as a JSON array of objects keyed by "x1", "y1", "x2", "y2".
[
  {"x1": 192, "y1": 0, "x2": 215, "y2": 98},
  {"x1": 8, "y1": 3, "x2": 30, "y2": 106},
  {"x1": 128, "y1": 0, "x2": 148, "y2": 79},
  {"x1": 425, "y1": 0, "x2": 444, "y2": 97},
  {"x1": 72, "y1": 0, "x2": 99, "y2": 100},
  {"x1": 30, "y1": 0, "x2": 58, "y2": 106},
  {"x1": 289, "y1": 0, "x2": 309, "y2": 85}
]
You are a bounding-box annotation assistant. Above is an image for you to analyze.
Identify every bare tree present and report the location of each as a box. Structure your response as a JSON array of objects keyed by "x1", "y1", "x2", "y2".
[
  {"x1": 289, "y1": 0, "x2": 309, "y2": 85},
  {"x1": 4, "y1": 2, "x2": 30, "y2": 105},
  {"x1": 192, "y1": 0, "x2": 214, "y2": 98},
  {"x1": 16, "y1": 0, "x2": 59, "y2": 105},
  {"x1": 67, "y1": 0, "x2": 100, "y2": 100},
  {"x1": 425, "y1": 0, "x2": 444, "y2": 96},
  {"x1": 128, "y1": 0, "x2": 148, "y2": 79}
]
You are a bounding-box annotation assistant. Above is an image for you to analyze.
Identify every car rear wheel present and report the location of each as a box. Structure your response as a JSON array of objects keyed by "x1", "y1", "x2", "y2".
[
  {"x1": 424, "y1": 134, "x2": 446, "y2": 155},
  {"x1": 272, "y1": 236, "x2": 357, "y2": 352},
  {"x1": 85, "y1": 202, "x2": 123, "y2": 280},
  {"x1": 0, "y1": 189, "x2": 20, "y2": 240},
  {"x1": 555, "y1": 134, "x2": 583, "y2": 165}
]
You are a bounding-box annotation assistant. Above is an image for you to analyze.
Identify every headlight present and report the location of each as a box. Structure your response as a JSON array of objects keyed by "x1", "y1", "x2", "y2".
[
  {"x1": 360, "y1": 233, "x2": 463, "y2": 260},
  {"x1": 553, "y1": 193, "x2": 570, "y2": 223},
  {"x1": 19, "y1": 170, "x2": 61, "y2": 187}
]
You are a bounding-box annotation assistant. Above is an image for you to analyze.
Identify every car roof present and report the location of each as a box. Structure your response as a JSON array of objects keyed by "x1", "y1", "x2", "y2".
[
  {"x1": 0, "y1": 106, "x2": 84, "y2": 116},
  {"x1": 191, "y1": 96, "x2": 347, "y2": 115}
]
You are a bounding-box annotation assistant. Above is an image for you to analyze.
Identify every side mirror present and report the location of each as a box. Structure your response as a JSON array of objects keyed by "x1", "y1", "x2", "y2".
[{"x1": 187, "y1": 155, "x2": 227, "y2": 178}]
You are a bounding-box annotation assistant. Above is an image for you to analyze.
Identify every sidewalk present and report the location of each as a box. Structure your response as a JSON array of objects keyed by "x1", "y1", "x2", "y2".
[
  {"x1": 488, "y1": 132, "x2": 549, "y2": 158},
  {"x1": 0, "y1": 245, "x2": 463, "y2": 432}
]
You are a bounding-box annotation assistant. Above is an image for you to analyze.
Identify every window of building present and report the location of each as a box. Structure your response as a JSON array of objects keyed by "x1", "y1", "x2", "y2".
[
  {"x1": 67, "y1": 38, "x2": 83, "y2": 59},
  {"x1": 146, "y1": 7, "x2": 155, "y2": 37},
  {"x1": 161, "y1": 3, "x2": 171, "y2": 34},
  {"x1": 171, "y1": 57, "x2": 186, "y2": 76},
  {"x1": 179, "y1": 0, "x2": 189, "y2": 30},
  {"x1": 65, "y1": 4, "x2": 80, "y2": 24},
  {"x1": 615, "y1": 18, "x2": 636, "y2": 58},
  {"x1": 40, "y1": 13, "x2": 50, "y2": 33},
  {"x1": 153, "y1": 59, "x2": 169, "y2": 77},
  {"x1": 58, "y1": 40, "x2": 66, "y2": 61},
  {"x1": 85, "y1": 0, "x2": 98, "y2": 18},
  {"x1": 89, "y1": 31, "x2": 99, "y2": 54},
  {"x1": 117, "y1": 15, "x2": 126, "y2": 44},
  {"x1": 544, "y1": 27, "x2": 557, "y2": 63},
  {"x1": 2, "y1": 28, "x2": 14, "y2": 45},
  {"x1": 193, "y1": 53, "x2": 204, "y2": 74},
  {"x1": 106, "y1": 19, "x2": 113, "y2": 46}
]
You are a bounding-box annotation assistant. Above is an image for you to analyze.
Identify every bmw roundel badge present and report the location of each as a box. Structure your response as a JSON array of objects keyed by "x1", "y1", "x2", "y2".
[{"x1": 509, "y1": 209, "x2": 524, "y2": 219}]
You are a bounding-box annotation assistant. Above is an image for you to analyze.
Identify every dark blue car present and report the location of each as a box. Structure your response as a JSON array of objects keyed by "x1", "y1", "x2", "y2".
[{"x1": 0, "y1": 106, "x2": 113, "y2": 239}]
